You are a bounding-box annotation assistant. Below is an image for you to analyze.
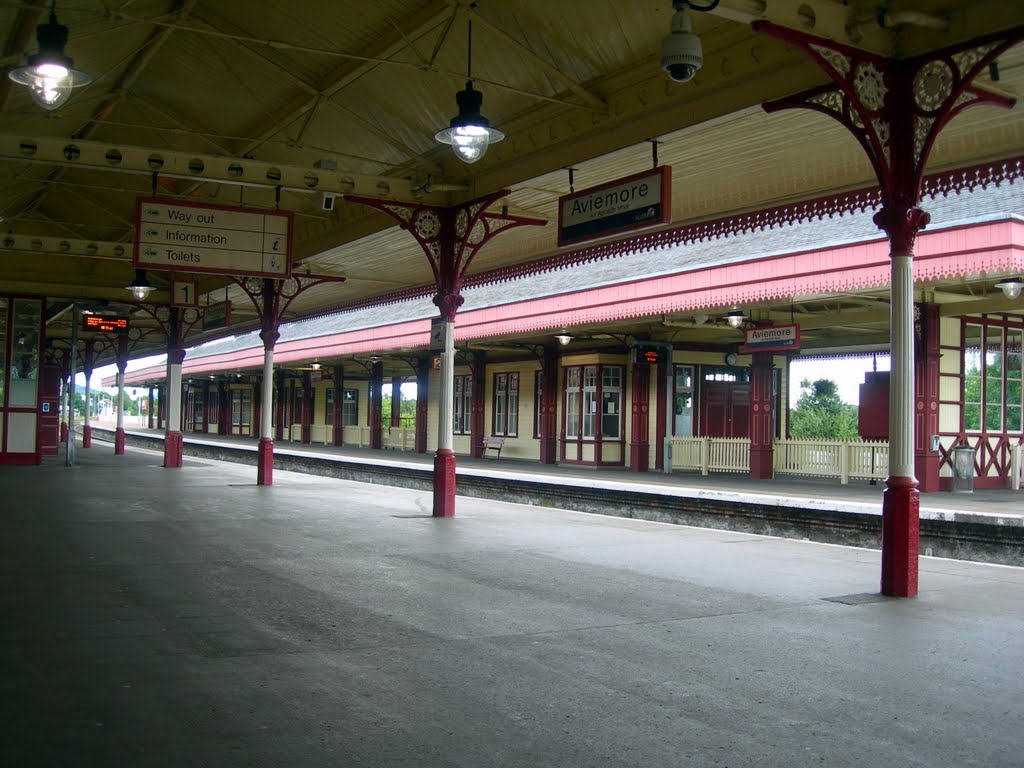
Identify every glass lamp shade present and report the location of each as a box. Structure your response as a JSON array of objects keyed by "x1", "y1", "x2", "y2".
[
  {"x1": 126, "y1": 269, "x2": 153, "y2": 301},
  {"x1": 995, "y1": 277, "x2": 1023, "y2": 300},
  {"x1": 726, "y1": 312, "x2": 746, "y2": 329},
  {"x1": 8, "y1": 12, "x2": 90, "y2": 111},
  {"x1": 128, "y1": 284, "x2": 152, "y2": 301},
  {"x1": 435, "y1": 81, "x2": 504, "y2": 164},
  {"x1": 554, "y1": 333, "x2": 573, "y2": 346}
]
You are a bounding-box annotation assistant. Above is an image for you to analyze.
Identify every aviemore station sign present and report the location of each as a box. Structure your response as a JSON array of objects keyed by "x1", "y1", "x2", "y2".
[{"x1": 557, "y1": 166, "x2": 672, "y2": 247}]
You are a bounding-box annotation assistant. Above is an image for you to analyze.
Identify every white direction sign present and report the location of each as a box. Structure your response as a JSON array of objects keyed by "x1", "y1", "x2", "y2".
[{"x1": 134, "y1": 197, "x2": 293, "y2": 278}]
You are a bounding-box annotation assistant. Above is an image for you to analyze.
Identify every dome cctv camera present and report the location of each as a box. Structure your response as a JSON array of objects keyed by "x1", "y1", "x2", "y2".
[{"x1": 662, "y1": 2, "x2": 702, "y2": 82}]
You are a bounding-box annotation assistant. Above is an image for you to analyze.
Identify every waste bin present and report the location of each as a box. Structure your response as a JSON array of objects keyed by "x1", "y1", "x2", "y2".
[{"x1": 951, "y1": 445, "x2": 976, "y2": 493}]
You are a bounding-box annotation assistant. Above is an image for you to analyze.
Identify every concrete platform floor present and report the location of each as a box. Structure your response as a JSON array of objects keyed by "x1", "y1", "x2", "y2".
[{"x1": 3, "y1": 442, "x2": 1023, "y2": 767}]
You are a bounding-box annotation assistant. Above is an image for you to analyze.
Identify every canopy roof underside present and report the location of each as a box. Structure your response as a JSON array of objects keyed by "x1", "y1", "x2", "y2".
[{"x1": 1, "y1": 1, "x2": 1022, "y2": 366}]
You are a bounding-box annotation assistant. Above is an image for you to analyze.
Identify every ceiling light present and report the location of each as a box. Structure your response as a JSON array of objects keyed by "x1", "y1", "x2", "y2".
[
  {"x1": 726, "y1": 311, "x2": 746, "y2": 329},
  {"x1": 434, "y1": 19, "x2": 504, "y2": 163},
  {"x1": 554, "y1": 333, "x2": 573, "y2": 346},
  {"x1": 310, "y1": 362, "x2": 321, "y2": 370},
  {"x1": 126, "y1": 268, "x2": 153, "y2": 301},
  {"x1": 8, "y1": 3, "x2": 90, "y2": 111},
  {"x1": 995, "y1": 277, "x2": 1023, "y2": 300}
]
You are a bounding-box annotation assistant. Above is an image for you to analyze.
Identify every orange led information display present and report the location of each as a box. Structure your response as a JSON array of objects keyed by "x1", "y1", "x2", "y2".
[{"x1": 82, "y1": 314, "x2": 130, "y2": 334}]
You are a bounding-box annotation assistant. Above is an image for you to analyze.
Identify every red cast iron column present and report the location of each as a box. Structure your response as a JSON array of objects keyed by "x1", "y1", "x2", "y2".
[
  {"x1": 630, "y1": 363, "x2": 651, "y2": 472},
  {"x1": 59, "y1": 349, "x2": 70, "y2": 443},
  {"x1": 114, "y1": 335, "x2": 129, "y2": 455},
  {"x1": 539, "y1": 346, "x2": 558, "y2": 465},
  {"x1": 332, "y1": 365, "x2": 345, "y2": 447},
  {"x1": 274, "y1": 370, "x2": 285, "y2": 441},
  {"x1": 252, "y1": 378, "x2": 262, "y2": 439},
  {"x1": 415, "y1": 357, "x2": 430, "y2": 454},
  {"x1": 219, "y1": 385, "x2": 229, "y2": 436},
  {"x1": 201, "y1": 380, "x2": 211, "y2": 434},
  {"x1": 470, "y1": 354, "x2": 486, "y2": 459},
  {"x1": 81, "y1": 344, "x2": 94, "y2": 448},
  {"x1": 228, "y1": 274, "x2": 343, "y2": 484},
  {"x1": 390, "y1": 376, "x2": 402, "y2": 429},
  {"x1": 915, "y1": 303, "x2": 941, "y2": 493},
  {"x1": 346, "y1": 192, "x2": 545, "y2": 517},
  {"x1": 758, "y1": 21, "x2": 1022, "y2": 597},
  {"x1": 146, "y1": 386, "x2": 155, "y2": 430},
  {"x1": 369, "y1": 361, "x2": 384, "y2": 450},
  {"x1": 301, "y1": 371, "x2": 313, "y2": 444},
  {"x1": 749, "y1": 352, "x2": 774, "y2": 480}
]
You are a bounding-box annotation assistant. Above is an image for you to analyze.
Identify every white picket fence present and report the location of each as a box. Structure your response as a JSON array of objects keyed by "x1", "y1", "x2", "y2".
[
  {"x1": 669, "y1": 437, "x2": 750, "y2": 475},
  {"x1": 291, "y1": 424, "x2": 415, "y2": 450},
  {"x1": 669, "y1": 437, "x2": 889, "y2": 484}
]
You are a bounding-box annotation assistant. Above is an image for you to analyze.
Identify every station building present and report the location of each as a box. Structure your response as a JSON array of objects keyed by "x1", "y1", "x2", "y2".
[{"x1": 110, "y1": 168, "x2": 1024, "y2": 492}]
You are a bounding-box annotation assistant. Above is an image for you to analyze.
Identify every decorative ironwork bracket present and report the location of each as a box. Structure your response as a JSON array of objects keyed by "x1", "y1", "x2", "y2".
[
  {"x1": 758, "y1": 21, "x2": 1023, "y2": 214},
  {"x1": 231, "y1": 273, "x2": 347, "y2": 350},
  {"x1": 346, "y1": 191, "x2": 546, "y2": 320}
]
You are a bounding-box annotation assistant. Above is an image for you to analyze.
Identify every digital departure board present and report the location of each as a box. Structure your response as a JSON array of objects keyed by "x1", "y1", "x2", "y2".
[{"x1": 82, "y1": 314, "x2": 130, "y2": 334}]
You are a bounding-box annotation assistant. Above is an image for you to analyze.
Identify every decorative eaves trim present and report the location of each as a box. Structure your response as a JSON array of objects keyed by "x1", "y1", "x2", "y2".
[{"x1": 300, "y1": 156, "x2": 1024, "y2": 320}]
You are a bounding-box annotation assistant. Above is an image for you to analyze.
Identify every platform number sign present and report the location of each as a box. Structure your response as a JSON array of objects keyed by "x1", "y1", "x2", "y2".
[{"x1": 171, "y1": 278, "x2": 199, "y2": 307}]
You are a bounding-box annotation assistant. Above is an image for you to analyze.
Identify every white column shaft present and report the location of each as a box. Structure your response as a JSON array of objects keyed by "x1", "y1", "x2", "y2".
[
  {"x1": 167, "y1": 363, "x2": 183, "y2": 434},
  {"x1": 890, "y1": 254, "x2": 916, "y2": 479},
  {"x1": 116, "y1": 372, "x2": 125, "y2": 430},
  {"x1": 437, "y1": 321, "x2": 455, "y2": 451},
  {"x1": 261, "y1": 348, "x2": 275, "y2": 439}
]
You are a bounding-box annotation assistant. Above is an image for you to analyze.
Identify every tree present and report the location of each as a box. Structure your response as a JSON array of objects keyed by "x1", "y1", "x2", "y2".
[{"x1": 790, "y1": 378, "x2": 859, "y2": 439}]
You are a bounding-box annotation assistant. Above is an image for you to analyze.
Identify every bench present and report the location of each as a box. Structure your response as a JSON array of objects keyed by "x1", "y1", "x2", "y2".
[{"x1": 482, "y1": 436, "x2": 505, "y2": 459}]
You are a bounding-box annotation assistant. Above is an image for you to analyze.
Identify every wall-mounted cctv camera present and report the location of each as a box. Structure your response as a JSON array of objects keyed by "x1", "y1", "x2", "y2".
[
  {"x1": 662, "y1": 1, "x2": 703, "y2": 83},
  {"x1": 319, "y1": 192, "x2": 336, "y2": 211}
]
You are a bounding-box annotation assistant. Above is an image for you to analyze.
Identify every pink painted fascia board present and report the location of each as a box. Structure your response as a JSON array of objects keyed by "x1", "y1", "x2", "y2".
[
  {"x1": 456, "y1": 219, "x2": 1023, "y2": 338},
  {"x1": 122, "y1": 218, "x2": 1021, "y2": 382},
  {"x1": 271, "y1": 319, "x2": 430, "y2": 365},
  {"x1": 124, "y1": 365, "x2": 165, "y2": 385}
]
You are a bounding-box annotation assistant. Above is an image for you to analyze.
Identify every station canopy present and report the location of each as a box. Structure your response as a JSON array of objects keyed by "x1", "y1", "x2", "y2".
[{"x1": 1, "y1": 1, "x2": 1022, "y2": 366}]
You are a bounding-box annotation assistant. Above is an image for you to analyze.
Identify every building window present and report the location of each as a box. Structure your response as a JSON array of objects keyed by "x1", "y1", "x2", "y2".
[
  {"x1": 673, "y1": 365, "x2": 694, "y2": 437},
  {"x1": 231, "y1": 389, "x2": 251, "y2": 429},
  {"x1": 565, "y1": 367, "x2": 581, "y2": 439},
  {"x1": 493, "y1": 372, "x2": 519, "y2": 436},
  {"x1": 453, "y1": 374, "x2": 472, "y2": 434},
  {"x1": 964, "y1": 321, "x2": 1023, "y2": 433},
  {"x1": 564, "y1": 364, "x2": 623, "y2": 441},
  {"x1": 294, "y1": 386, "x2": 304, "y2": 422},
  {"x1": 342, "y1": 389, "x2": 359, "y2": 426},
  {"x1": 325, "y1": 387, "x2": 333, "y2": 423},
  {"x1": 601, "y1": 366, "x2": 622, "y2": 439}
]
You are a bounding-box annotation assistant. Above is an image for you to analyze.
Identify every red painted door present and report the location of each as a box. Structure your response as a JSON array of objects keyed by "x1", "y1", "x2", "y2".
[{"x1": 701, "y1": 382, "x2": 750, "y2": 438}]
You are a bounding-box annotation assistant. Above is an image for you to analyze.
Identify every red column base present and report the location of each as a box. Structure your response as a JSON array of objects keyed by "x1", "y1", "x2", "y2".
[
  {"x1": 629, "y1": 442, "x2": 650, "y2": 472},
  {"x1": 82, "y1": 425, "x2": 92, "y2": 448},
  {"x1": 750, "y1": 446, "x2": 773, "y2": 479},
  {"x1": 915, "y1": 451, "x2": 940, "y2": 493},
  {"x1": 257, "y1": 437, "x2": 274, "y2": 486},
  {"x1": 433, "y1": 449, "x2": 457, "y2": 517},
  {"x1": 60, "y1": 422, "x2": 69, "y2": 443},
  {"x1": 114, "y1": 428, "x2": 125, "y2": 455},
  {"x1": 881, "y1": 476, "x2": 920, "y2": 597},
  {"x1": 164, "y1": 431, "x2": 184, "y2": 468},
  {"x1": 539, "y1": 437, "x2": 557, "y2": 465}
]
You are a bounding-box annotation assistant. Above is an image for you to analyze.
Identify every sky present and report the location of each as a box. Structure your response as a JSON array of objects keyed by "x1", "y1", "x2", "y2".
[{"x1": 789, "y1": 355, "x2": 891, "y2": 406}]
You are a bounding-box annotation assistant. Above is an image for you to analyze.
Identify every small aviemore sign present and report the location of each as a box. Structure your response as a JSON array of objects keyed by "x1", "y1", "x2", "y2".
[{"x1": 558, "y1": 166, "x2": 671, "y2": 247}]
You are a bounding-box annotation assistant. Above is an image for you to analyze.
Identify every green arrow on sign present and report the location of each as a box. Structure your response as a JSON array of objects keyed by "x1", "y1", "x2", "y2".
[
  {"x1": 145, "y1": 208, "x2": 159, "y2": 216},
  {"x1": 145, "y1": 229, "x2": 159, "y2": 237},
  {"x1": 145, "y1": 248, "x2": 158, "y2": 257}
]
